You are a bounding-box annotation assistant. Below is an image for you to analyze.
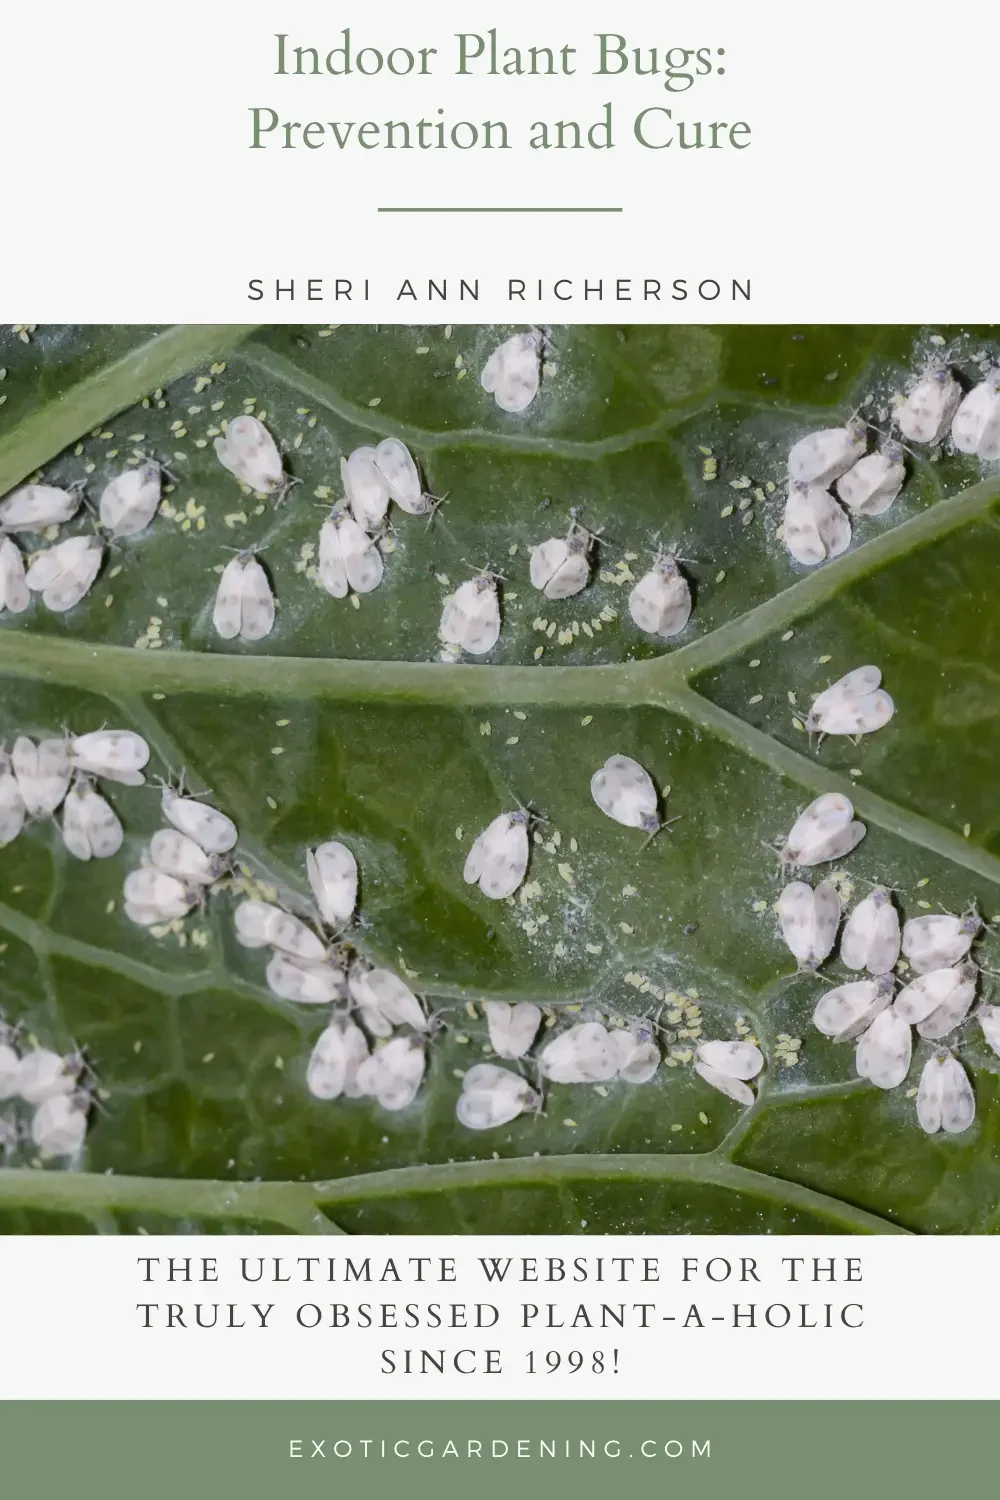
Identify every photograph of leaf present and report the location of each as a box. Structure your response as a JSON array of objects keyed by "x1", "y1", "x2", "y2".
[{"x1": 0, "y1": 322, "x2": 999, "y2": 1236}]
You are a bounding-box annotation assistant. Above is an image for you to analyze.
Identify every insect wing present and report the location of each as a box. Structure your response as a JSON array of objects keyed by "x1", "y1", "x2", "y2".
[
  {"x1": 340, "y1": 515, "x2": 384, "y2": 595},
  {"x1": 99, "y1": 462, "x2": 162, "y2": 537},
  {"x1": 787, "y1": 424, "x2": 866, "y2": 486},
  {"x1": 0, "y1": 758, "x2": 25, "y2": 845},
  {"x1": 0, "y1": 483, "x2": 81, "y2": 531},
  {"x1": 344, "y1": 446, "x2": 390, "y2": 529},
  {"x1": 236, "y1": 555, "x2": 275, "y2": 641},
  {"x1": 469, "y1": 814, "x2": 529, "y2": 900},
  {"x1": 362, "y1": 969, "x2": 426, "y2": 1031},
  {"x1": 694, "y1": 1062, "x2": 754, "y2": 1106},
  {"x1": 374, "y1": 438, "x2": 423, "y2": 514},
  {"x1": 530, "y1": 537, "x2": 569, "y2": 592},
  {"x1": 307, "y1": 842, "x2": 358, "y2": 928},
  {"x1": 590, "y1": 755, "x2": 657, "y2": 829},
  {"x1": 266, "y1": 951, "x2": 342, "y2": 1005},
  {"x1": 480, "y1": 331, "x2": 541, "y2": 413},
  {"x1": 0, "y1": 536, "x2": 29, "y2": 613},
  {"x1": 484, "y1": 1001, "x2": 541, "y2": 1059},
  {"x1": 855, "y1": 1007, "x2": 911, "y2": 1088},
  {"x1": 898, "y1": 372, "x2": 962, "y2": 444},
  {"x1": 812, "y1": 979, "x2": 889, "y2": 1041}
]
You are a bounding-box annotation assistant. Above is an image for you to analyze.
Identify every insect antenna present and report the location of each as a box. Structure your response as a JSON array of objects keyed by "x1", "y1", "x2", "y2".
[{"x1": 638, "y1": 813, "x2": 682, "y2": 853}]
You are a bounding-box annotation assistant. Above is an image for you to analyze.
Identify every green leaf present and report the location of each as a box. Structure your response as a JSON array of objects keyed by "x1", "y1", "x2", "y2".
[{"x1": 2, "y1": 322, "x2": 999, "y2": 1236}]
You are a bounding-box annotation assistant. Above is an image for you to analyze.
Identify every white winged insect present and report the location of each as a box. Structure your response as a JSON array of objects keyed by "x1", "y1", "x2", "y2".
[
  {"x1": 347, "y1": 964, "x2": 428, "y2": 1035},
  {"x1": 855, "y1": 1006, "x2": 911, "y2": 1088},
  {"x1": 787, "y1": 419, "x2": 867, "y2": 486},
  {"x1": 0, "y1": 482, "x2": 82, "y2": 532},
  {"x1": 484, "y1": 1001, "x2": 541, "y2": 1060},
  {"x1": 896, "y1": 368, "x2": 962, "y2": 444},
  {"x1": 457, "y1": 1062, "x2": 541, "y2": 1130},
  {"x1": 124, "y1": 868, "x2": 200, "y2": 927},
  {"x1": 213, "y1": 550, "x2": 275, "y2": 642},
  {"x1": 779, "y1": 793, "x2": 866, "y2": 869},
  {"x1": 161, "y1": 783, "x2": 238, "y2": 855},
  {"x1": 776, "y1": 879, "x2": 840, "y2": 969},
  {"x1": 916, "y1": 1050, "x2": 975, "y2": 1135},
  {"x1": 318, "y1": 506, "x2": 384, "y2": 598},
  {"x1": 214, "y1": 415, "x2": 286, "y2": 495},
  {"x1": 70, "y1": 728, "x2": 150, "y2": 786},
  {"x1": 694, "y1": 1040, "x2": 764, "y2": 1107},
  {"x1": 98, "y1": 460, "x2": 162, "y2": 538},
  {"x1": 782, "y1": 483, "x2": 851, "y2": 567},
  {"x1": 307, "y1": 841, "x2": 358, "y2": 929},
  {"x1": 804, "y1": 666, "x2": 894, "y2": 739},
  {"x1": 149, "y1": 828, "x2": 225, "y2": 886},
  {"x1": 233, "y1": 900, "x2": 326, "y2": 962},
  {"x1": 915, "y1": 961, "x2": 978, "y2": 1040},
  {"x1": 11, "y1": 736, "x2": 72, "y2": 818},
  {"x1": 306, "y1": 1014, "x2": 369, "y2": 1100},
  {"x1": 896, "y1": 963, "x2": 975, "y2": 1026},
  {"x1": 266, "y1": 951, "x2": 345, "y2": 1005},
  {"x1": 628, "y1": 552, "x2": 692, "y2": 638},
  {"x1": 978, "y1": 1003, "x2": 1000, "y2": 1058},
  {"x1": 539, "y1": 1021, "x2": 619, "y2": 1084},
  {"x1": 812, "y1": 975, "x2": 894, "y2": 1041},
  {"x1": 31, "y1": 1091, "x2": 90, "y2": 1159},
  {"x1": 341, "y1": 446, "x2": 390, "y2": 531},
  {"x1": 0, "y1": 749, "x2": 26, "y2": 846},
  {"x1": 839, "y1": 886, "x2": 900, "y2": 975},
  {"x1": 529, "y1": 520, "x2": 594, "y2": 601},
  {"x1": 16, "y1": 1047, "x2": 82, "y2": 1105},
  {"x1": 951, "y1": 369, "x2": 1000, "y2": 460},
  {"x1": 0, "y1": 1032, "x2": 21, "y2": 1100},
  {"x1": 590, "y1": 754, "x2": 664, "y2": 838},
  {"x1": 0, "y1": 535, "x2": 29, "y2": 614},
  {"x1": 25, "y1": 534, "x2": 103, "y2": 612},
  {"x1": 836, "y1": 444, "x2": 906, "y2": 515},
  {"x1": 355, "y1": 1034, "x2": 427, "y2": 1112},
  {"x1": 608, "y1": 1019, "x2": 661, "y2": 1084},
  {"x1": 374, "y1": 438, "x2": 435, "y2": 517},
  {"x1": 480, "y1": 329, "x2": 544, "y2": 414},
  {"x1": 439, "y1": 571, "x2": 501, "y2": 656},
  {"x1": 60, "y1": 776, "x2": 124, "y2": 861},
  {"x1": 901, "y1": 912, "x2": 980, "y2": 974},
  {"x1": 464, "y1": 811, "x2": 531, "y2": 901}
]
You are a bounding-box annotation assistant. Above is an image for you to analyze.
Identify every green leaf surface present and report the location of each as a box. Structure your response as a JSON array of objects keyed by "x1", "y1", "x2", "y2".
[{"x1": 1, "y1": 322, "x2": 999, "y2": 1236}]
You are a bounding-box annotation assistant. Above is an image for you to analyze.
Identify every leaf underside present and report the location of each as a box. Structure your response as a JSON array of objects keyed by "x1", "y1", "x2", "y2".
[{"x1": 2, "y1": 321, "x2": 1000, "y2": 1236}]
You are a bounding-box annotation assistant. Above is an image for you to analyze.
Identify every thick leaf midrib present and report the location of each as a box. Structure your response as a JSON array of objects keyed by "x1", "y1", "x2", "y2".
[
  {"x1": 0, "y1": 325, "x2": 261, "y2": 495},
  {"x1": 0, "y1": 1154, "x2": 909, "y2": 1236}
]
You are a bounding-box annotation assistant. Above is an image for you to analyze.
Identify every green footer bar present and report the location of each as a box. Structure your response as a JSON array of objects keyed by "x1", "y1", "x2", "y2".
[{"x1": 0, "y1": 1401, "x2": 992, "y2": 1497}]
